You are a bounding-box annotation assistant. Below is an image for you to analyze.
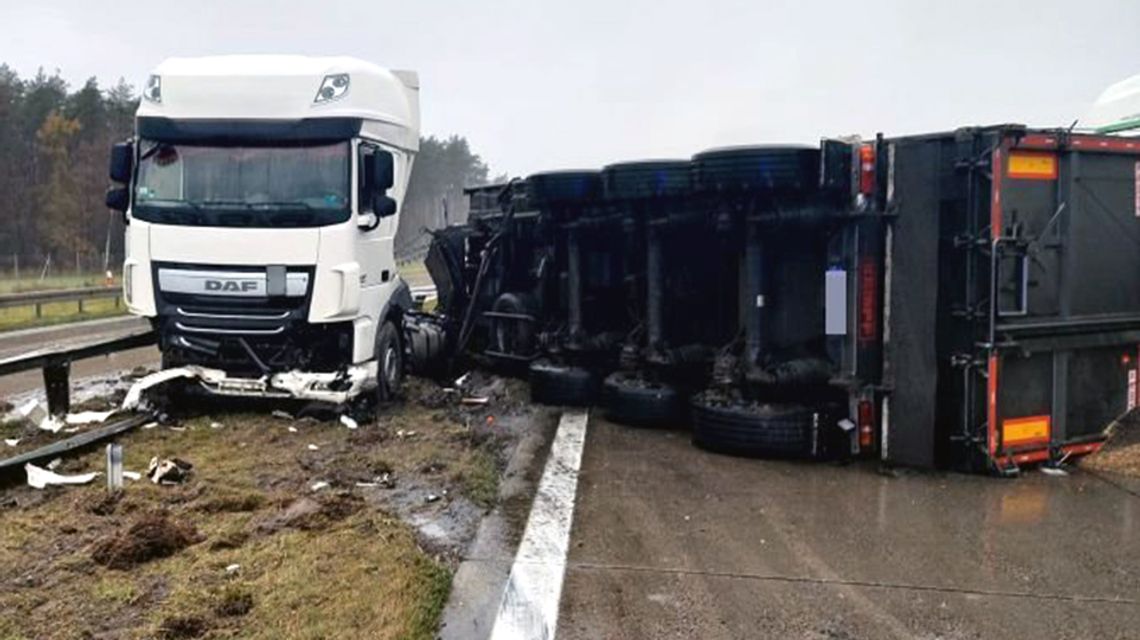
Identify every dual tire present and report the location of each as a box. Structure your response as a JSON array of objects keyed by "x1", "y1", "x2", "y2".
[
  {"x1": 601, "y1": 372, "x2": 683, "y2": 427},
  {"x1": 690, "y1": 392, "x2": 813, "y2": 457}
]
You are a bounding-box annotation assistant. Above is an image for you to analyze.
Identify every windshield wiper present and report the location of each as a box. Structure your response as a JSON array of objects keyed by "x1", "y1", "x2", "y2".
[{"x1": 248, "y1": 201, "x2": 316, "y2": 211}]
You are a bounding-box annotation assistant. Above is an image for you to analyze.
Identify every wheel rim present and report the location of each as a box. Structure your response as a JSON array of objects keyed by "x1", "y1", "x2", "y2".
[{"x1": 383, "y1": 345, "x2": 398, "y2": 385}]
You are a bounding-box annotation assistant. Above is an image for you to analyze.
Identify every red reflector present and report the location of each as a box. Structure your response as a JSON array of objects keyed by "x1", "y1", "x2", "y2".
[
  {"x1": 858, "y1": 259, "x2": 878, "y2": 342},
  {"x1": 859, "y1": 144, "x2": 876, "y2": 195},
  {"x1": 858, "y1": 400, "x2": 874, "y2": 449}
]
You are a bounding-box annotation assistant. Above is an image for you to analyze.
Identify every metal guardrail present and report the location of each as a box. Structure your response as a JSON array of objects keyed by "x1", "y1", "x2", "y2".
[
  {"x1": 0, "y1": 329, "x2": 158, "y2": 416},
  {"x1": 0, "y1": 286, "x2": 123, "y2": 316}
]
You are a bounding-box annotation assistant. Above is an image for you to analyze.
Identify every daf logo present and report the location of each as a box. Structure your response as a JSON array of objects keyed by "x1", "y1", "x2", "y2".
[{"x1": 205, "y1": 279, "x2": 259, "y2": 293}]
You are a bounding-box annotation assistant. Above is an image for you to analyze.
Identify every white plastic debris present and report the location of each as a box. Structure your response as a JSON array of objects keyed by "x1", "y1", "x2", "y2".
[
  {"x1": 1040, "y1": 466, "x2": 1069, "y2": 477},
  {"x1": 307, "y1": 444, "x2": 320, "y2": 451},
  {"x1": 287, "y1": 426, "x2": 299, "y2": 433},
  {"x1": 17, "y1": 398, "x2": 64, "y2": 433},
  {"x1": 25, "y1": 463, "x2": 98, "y2": 489},
  {"x1": 123, "y1": 471, "x2": 142, "y2": 481},
  {"x1": 46, "y1": 458, "x2": 62, "y2": 470},
  {"x1": 461, "y1": 396, "x2": 490, "y2": 406},
  {"x1": 272, "y1": 410, "x2": 294, "y2": 420},
  {"x1": 147, "y1": 456, "x2": 193, "y2": 484},
  {"x1": 340, "y1": 415, "x2": 358, "y2": 430},
  {"x1": 225, "y1": 563, "x2": 241, "y2": 574},
  {"x1": 454, "y1": 372, "x2": 470, "y2": 387},
  {"x1": 310, "y1": 481, "x2": 330, "y2": 492},
  {"x1": 209, "y1": 421, "x2": 223, "y2": 430},
  {"x1": 425, "y1": 493, "x2": 441, "y2": 503},
  {"x1": 65, "y1": 410, "x2": 116, "y2": 425},
  {"x1": 396, "y1": 429, "x2": 418, "y2": 439},
  {"x1": 141, "y1": 421, "x2": 159, "y2": 430},
  {"x1": 4, "y1": 438, "x2": 18, "y2": 447},
  {"x1": 121, "y1": 366, "x2": 226, "y2": 410}
]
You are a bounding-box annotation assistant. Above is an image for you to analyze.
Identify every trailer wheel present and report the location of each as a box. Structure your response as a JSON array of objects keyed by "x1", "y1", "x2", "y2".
[
  {"x1": 490, "y1": 292, "x2": 536, "y2": 358},
  {"x1": 526, "y1": 170, "x2": 602, "y2": 206},
  {"x1": 692, "y1": 146, "x2": 819, "y2": 193},
  {"x1": 529, "y1": 360, "x2": 597, "y2": 406},
  {"x1": 602, "y1": 160, "x2": 693, "y2": 200},
  {"x1": 602, "y1": 372, "x2": 684, "y2": 427},
  {"x1": 690, "y1": 392, "x2": 812, "y2": 457},
  {"x1": 376, "y1": 320, "x2": 404, "y2": 402}
]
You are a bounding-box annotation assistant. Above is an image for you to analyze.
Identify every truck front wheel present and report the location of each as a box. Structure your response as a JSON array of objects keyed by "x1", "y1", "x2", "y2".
[{"x1": 376, "y1": 320, "x2": 404, "y2": 401}]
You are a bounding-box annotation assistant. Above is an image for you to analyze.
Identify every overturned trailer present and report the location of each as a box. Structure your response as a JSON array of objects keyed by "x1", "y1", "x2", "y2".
[
  {"x1": 880, "y1": 126, "x2": 1140, "y2": 473},
  {"x1": 426, "y1": 124, "x2": 1140, "y2": 474}
]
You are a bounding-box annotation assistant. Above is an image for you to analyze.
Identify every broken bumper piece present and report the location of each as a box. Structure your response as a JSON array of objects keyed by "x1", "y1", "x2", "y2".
[{"x1": 123, "y1": 364, "x2": 378, "y2": 409}]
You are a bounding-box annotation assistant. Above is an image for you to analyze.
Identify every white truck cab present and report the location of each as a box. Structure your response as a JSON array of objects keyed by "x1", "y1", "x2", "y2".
[{"x1": 105, "y1": 55, "x2": 420, "y2": 403}]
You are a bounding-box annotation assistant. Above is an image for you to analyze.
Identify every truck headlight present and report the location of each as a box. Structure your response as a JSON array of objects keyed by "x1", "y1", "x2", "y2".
[
  {"x1": 314, "y1": 74, "x2": 350, "y2": 104},
  {"x1": 143, "y1": 75, "x2": 161, "y2": 103}
]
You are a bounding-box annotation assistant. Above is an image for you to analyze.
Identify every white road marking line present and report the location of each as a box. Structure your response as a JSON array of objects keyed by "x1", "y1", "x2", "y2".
[{"x1": 489, "y1": 409, "x2": 589, "y2": 640}]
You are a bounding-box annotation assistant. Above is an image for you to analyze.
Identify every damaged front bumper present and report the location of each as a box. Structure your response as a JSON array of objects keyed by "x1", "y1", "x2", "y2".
[{"x1": 123, "y1": 363, "x2": 378, "y2": 409}]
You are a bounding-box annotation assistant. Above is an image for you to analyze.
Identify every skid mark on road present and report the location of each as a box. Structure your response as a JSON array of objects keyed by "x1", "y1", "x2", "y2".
[{"x1": 490, "y1": 409, "x2": 589, "y2": 640}]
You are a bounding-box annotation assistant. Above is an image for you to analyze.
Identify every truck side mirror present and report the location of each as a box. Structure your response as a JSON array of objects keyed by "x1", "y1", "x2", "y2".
[
  {"x1": 109, "y1": 141, "x2": 134, "y2": 184},
  {"x1": 105, "y1": 186, "x2": 129, "y2": 212},
  {"x1": 373, "y1": 195, "x2": 398, "y2": 219},
  {"x1": 372, "y1": 150, "x2": 394, "y2": 193}
]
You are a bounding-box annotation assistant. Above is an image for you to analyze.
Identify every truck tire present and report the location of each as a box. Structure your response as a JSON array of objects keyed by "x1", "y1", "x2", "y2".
[
  {"x1": 602, "y1": 160, "x2": 693, "y2": 201},
  {"x1": 376, "y1": 320, "x2": 404, "y2": 402},
  {"x1": 692, "y1": 145, "x2": 819, "y2": 194},
  {"x1": 602, "y1": 372, "x2": 684, "y2": 427},
  {"x1": 526, "y1": 170, "x2": 602, "y2": 206},
  {"x1": 490, "y1": 292, "x2": 536, "y2": 358},
  {"x1": 690, "y1": 392, "x2": 812, "y2": 457},
  {"x1": 529, "y1": 360, "x2": 597, "y2": 406}
]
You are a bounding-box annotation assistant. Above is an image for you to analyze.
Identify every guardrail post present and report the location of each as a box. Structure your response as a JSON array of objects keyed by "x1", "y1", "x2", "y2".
[{"x1": 43, "y1": 360, "x2": 71, "y2": 417}]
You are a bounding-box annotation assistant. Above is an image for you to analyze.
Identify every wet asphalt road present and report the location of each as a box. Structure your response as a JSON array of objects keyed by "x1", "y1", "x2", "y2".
[
  {"x1": 0, "y1": 316, "x2": 157, "y2": 400},
  {"x1": 558, "y1": 416, "x2": 1140, "y2": 639}
]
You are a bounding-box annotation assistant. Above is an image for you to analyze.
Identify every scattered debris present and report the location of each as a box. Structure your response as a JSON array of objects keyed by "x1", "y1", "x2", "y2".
[
  {"x1": 396, "y1": 429, "x2": 418, "y2": 439},
  {"x1": 147, "y1": 457, "x2": 193, "y2": 485},
  {"x1": 454, "y1": 372, "x2": 470, "y2": 387},
  {"x1": 425, "y1": 493, "x2": 441, "y2": 503},
  {"x1": 46, "y1": 458, "x2": 62, "y2": 470},
  {"x1": 340, "y1": 415, "x2": 358, "y2": 430},
  {"x1": 1040, "y1": 466, "x2": 1070, "y2": 477},
  {"x1": 4, "y1": 438, "x2": 18, "y2": 447},
  {"x1": 209, "y1": 421, "x2": 223, "y2": 430},
  {"x1": 142, "y1": 421, "x2": 159, "y2": 430},
  {"x1": 123, "y1": 470, "x2": 142, "y2": 481},
  {"x1": 307, "y1": 444, "x2": 320, "y2": 451},
  {"x1": 271, "y1": 409, "x2": 294, "y2": 420},
  {"x1": 461, "y1": 396, "x2": 490, "y2": 406},
  {"x1": 65, "y1": 409, "x2": 117, "y2": 425},
  {"x1": 25, "y1": 462, "x2": 98, "y2": 489},
  {"x1": 354, "y1": 472, "x2": 396, "y2": 489},
  {"x1": 310, "y1": 481, "x2": 330, "y2": 492},
  {"x1": 225, "y1": 563, "x2": 241, "y2": 574},
  {"x1": 288, "y1": 426, "x2": 299, "y2": 433}
]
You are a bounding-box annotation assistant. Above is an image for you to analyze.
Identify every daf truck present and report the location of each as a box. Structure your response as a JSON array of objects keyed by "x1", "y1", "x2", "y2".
[{"x1": 105, "y1": 55, "x2": 420, "y2": 404}]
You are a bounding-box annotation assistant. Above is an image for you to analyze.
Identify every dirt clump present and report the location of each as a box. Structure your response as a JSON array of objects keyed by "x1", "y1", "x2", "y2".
[
  {"x1": 157, "y1": 614, "x2": 209, "y2": 639},
  {"x1": 89, "y1": 490, "x2": 124, "y2": 516},
  {"x1": 213, "y1": 587, "x2": 254, "y2": 617},
  {"x1": 91, "y1": 513, "x2": 203, "y2": 570},
  {"x1": 255, "y1": 493, "x2": 363, "y2": 534}
]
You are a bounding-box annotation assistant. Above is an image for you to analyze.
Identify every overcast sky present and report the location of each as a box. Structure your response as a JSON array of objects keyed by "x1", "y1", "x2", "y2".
[{"x1": 3, "y1": 0, "x2": 1139, "y2": 175}]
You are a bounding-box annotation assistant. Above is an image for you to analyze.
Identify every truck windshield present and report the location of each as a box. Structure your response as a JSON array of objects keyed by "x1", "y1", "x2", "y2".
[{"x1": 132, "y1": 140, "x2": 351, "y2": 227}]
